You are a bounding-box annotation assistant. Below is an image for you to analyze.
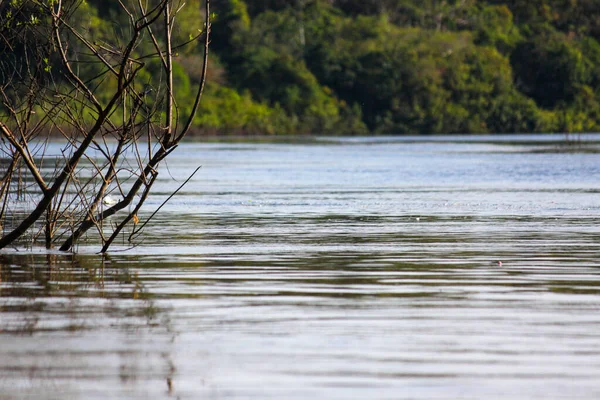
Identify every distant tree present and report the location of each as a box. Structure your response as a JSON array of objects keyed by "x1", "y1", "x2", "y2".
[
  {"x1": 472, "y1": 5, "x2": 521, "y2": 54},
  {"x1": 511, "y1": 30, "x2": 590, "y2": 108}
]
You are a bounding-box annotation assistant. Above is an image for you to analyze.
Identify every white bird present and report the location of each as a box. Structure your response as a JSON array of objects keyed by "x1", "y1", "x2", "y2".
[{"x1": 102, "y1": 195, "x2": 118, "y2": 206}]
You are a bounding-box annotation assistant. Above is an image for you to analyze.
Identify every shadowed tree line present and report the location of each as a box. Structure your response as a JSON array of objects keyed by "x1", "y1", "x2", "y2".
[
  {"x1": 208, "y1": 0, "x2": 600, "y2": 134},
  {"x1": 4, "y1": 0, "x2": 600, "y2": 137}
]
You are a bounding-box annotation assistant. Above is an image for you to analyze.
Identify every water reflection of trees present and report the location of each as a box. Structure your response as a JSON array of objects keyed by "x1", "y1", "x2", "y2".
[
  {"x1": 0, "y1": 253, "x2": 178, "y2": 397},
  {"x1": 0, "y1": 253, "x2": 166, "y2": 333}
]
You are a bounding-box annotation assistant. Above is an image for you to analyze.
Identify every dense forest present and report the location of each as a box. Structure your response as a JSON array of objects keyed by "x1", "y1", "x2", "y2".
[{"x1": 5, "y1": 0, "x2": 600, "y2": 135}]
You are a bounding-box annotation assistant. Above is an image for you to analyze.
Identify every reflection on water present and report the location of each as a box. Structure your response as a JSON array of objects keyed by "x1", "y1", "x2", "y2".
[{"x1": 2, "y1": 135, "x2": 600, "y2": 399}]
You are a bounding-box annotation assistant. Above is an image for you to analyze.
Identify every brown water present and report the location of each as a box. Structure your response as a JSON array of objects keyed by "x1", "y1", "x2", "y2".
[{"x1": 1, "y1": 135, "x2": 600, "y2": 399}]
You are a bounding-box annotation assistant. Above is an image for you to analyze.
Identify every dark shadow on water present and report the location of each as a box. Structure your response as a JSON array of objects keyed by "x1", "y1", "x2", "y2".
[
  {"x1": 0, "y1": 253, "x2": 169, "y2": 334},
  {"x1": 0, "y1": 253, "x2": 179, "y2": 398}
]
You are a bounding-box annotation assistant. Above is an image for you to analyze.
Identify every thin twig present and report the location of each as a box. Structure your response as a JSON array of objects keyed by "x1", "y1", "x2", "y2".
[{"x1": 131, "y1": 165, "x2": 201, "y2": 237}]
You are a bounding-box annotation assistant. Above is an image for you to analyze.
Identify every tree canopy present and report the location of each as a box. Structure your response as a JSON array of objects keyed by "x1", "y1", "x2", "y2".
[{"x1": 4, "y1": 0, "x2": 600, "y2": 134}]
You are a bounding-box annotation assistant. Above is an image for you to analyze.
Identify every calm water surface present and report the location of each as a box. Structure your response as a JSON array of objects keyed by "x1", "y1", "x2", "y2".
[{"x1": 1, "y1": 135, "x2": 600, "y2": 399}]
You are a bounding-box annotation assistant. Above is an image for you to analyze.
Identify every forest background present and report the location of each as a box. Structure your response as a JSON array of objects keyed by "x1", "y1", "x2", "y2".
[{"x1": 9, "y1": 0, "x2": 600, "y2": 135}]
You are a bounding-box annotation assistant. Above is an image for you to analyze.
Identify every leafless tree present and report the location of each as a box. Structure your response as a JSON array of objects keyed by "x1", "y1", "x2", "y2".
[{"x1": 0, "y1": 0, "x2": 210, "y2": 252}]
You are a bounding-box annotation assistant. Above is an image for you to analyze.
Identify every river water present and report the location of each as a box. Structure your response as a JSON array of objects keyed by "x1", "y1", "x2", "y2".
[{"x1": 1, "y1": 135, "x2": 600, "y2": 399}]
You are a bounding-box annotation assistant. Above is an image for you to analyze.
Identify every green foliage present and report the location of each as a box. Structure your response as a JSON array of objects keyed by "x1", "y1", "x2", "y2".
[
  {"x1": 216, "y1": 4, "x2": 367, "y2": 134},
  {"x1": 211, "y1": 0, "x2": 251, "y2": 53},
  {"x1": 300, "y1": 13, "x2": 532, "y2": 134},
  {"x1": 9, "y1": 0, "x2": 600, "y2": 135},
  {"x1": 223, "y1": 0, "x2": 600, "y2": 134},
  {"x1": 195, "y1": 84, "x2": 285, "y2": 134},
  {"x1": 171, "y1": 2, "x2": 206, "y2": 55},
  {"x1": 511, "y1": 30, "x2": 591, "y2": 109},
  {"x1": 473, "y1": 5, "x2": 521, "y2": 54}
]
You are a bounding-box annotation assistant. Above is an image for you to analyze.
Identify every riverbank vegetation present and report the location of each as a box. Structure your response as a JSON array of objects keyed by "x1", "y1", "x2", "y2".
[
  {"x1": 4, "y1": 0, "x2": 600, "y2": 136},
  {"x1": 210, "y1": 0, "x2": 600, "y2": 135}
]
